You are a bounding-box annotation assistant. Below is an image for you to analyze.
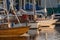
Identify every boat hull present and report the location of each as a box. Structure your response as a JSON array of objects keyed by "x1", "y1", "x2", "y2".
[
  {"x1": 37, "y1": 19, "x2": 57, "y2": 29},
  {"x1": 0, "y1": 26, "x2": 30, "y2": 35},
  {"x1": 37, "y1": 19, "x2": 57, "y2": 26},
  {"x1": 39, "y1": 25, "x2": 55, "y2": 31}
]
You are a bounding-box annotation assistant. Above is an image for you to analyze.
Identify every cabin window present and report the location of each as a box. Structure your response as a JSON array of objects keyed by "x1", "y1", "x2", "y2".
[
  {"x1": 37, "y1": 15, "x2": 42, "y2": 18},
  {"x1": 28, "y1": 15, "x2": 34, "y2": 21}
]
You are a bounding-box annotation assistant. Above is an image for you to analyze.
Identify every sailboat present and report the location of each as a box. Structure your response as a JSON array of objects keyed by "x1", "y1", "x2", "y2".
[
  {"x1": 21, "y1": 0, "x2": 58, "y2": 29},
  {"x1": 35, "y1": 0, "x2": 58, "y2": 29},
  {"x1": 0, "y1": 12, "x2": 30, "y2": 35},
  {"x1": 0, "y1": 0, "x2": 30, "y2": 35}
]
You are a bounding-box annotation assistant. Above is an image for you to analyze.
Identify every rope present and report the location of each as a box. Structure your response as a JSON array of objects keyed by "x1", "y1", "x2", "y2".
[
  {"x1": 13, "y1": 10, "x2": 21, "y2": 24},
  {"x1": 9, "y1": 0, "x2": 20, "y2": 24}
]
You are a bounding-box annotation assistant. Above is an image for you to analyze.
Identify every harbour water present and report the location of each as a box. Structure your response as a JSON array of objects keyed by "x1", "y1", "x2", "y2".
[
  {"x1": 28, "y1": 24, "x2": 60, "y2": 40},
  {"x1": 0, "y1": 24, "x2": 60, "y2": 40}
]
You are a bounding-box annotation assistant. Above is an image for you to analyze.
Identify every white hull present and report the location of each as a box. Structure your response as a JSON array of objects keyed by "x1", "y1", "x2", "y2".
[
  {"x1": 27, "y1": 19, "x2": 57, "y2": 29},
  {"x1": 37, "y1": 19, "x2": 57, "y2": 29},
  {"x1": 37, "y1": 19, "x2": 57, "y2": 26}
]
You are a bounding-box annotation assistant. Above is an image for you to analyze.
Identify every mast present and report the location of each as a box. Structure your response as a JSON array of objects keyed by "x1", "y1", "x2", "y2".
[
  {"x1": 33, "y1": 0, "x2": 36, "y2": 15},
  {"x1": 6, "y1": 0, "x2": 14, "y2": 28},
  {"x1": 20, "y1": 0, "x2": 22, "y2": 9},
  {"x1": 9, "y1": 0, "x2": 20, "y2": 25},
  {"x1": 3, "y1": 0, "x2": 7, "y2": 10},
  {"x1": 24, "y1": 0, "x2": 26, "y2": 9},
  {"x1": 3, "y1": 0, "x2": 11, "y2": 28},
  {"x1": 44, "y1": 0, "x2": 47, "y2": 17},
  {"x1": 29, "y1": 0, "x2": 30, "y2": 9},
  {"x1": 19, "y1": 0, "x2": 21, "y2": 10},
  {"x1": 7, "y1": 10, "x2": 11, "y2": 28},
  {"x1": 33, "y1": 0, "x2": 36, "y2": 22}
]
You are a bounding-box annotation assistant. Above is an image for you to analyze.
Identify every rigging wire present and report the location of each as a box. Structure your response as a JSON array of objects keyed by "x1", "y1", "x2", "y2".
[{"x1": 9, "y1": 0, "x2": 20, "y2": 24}]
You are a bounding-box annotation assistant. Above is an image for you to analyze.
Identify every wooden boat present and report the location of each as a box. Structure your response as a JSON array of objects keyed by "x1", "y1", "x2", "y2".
[
  {"x1": 0, "y1": 25, "x2": 30, "y2": 35},
  {"x1": 0, "y1": 14, "x2": 30, "y2": 35},
  {"x1": 0, "y1": 0, "x2": 30, "y2": 35}
]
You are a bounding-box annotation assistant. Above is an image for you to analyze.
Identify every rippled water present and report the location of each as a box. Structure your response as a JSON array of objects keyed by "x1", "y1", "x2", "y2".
[
  {"x1": 29, "y1": 24, "x2": 60, "y2": 40},
  {"x1": 0, "y1": 25, "x2": 60, "y2": 40},
  {"x1": 36, "y1": 29, "x2": 58, "y2": 40},
  {"x1": 26, "y1": 25, "x2": 60, "y2": 40}
]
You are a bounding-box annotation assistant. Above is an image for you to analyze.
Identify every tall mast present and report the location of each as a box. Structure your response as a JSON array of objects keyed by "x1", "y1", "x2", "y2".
[
  {"x1": 3, "y1": 0, "x2": 7, "y2": 10},
  {"x1": 3, "y1": 0, "x2": 10, "y2": 28},
  {"x1": 33, "y1": 0, "x2": 36, "y2": 15},
  {"x1": 19, "y1": 0, "x2": 21, "y2": 10},
  {"x1": 9, "y1": 0, "x2": 20, "y2": 24},
  {"x1": 24, "y1": 0, "x2": 26, "y2": 9},
  {"x1": 29, "y1": 0, "x2": 30, "y2": 9},
  {"x1": 20, "y1": 0, "x2": 22, "y2": 9},
  {"x1": 7, "y1": 0, "x2": 14, "y2": 28},
  {"x1": 7, "y1": 10, "x2": 10, "y2": 28},
  {"x1": 44, "y1": 0, "x2": 47, "y2": 17},
  {"x1": 33, "y1": 0, "x2": 36, "y2": 22}
]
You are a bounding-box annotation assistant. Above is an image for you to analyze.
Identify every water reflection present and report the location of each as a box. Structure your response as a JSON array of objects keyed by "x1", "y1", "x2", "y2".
[
  {"x1": 28, "y1": 26, "x2": 60, "y2": 40},
  {"x1": 0, "y1": 25, "x2": 60, "y2": 40},
  {"x1": 35, "y1": 27, "x2": 60, "y2": 40}
]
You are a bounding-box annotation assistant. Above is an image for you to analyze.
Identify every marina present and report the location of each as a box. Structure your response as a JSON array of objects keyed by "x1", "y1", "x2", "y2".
[{"x1": 0, "y1": 0, "x2": 60, "y2": 40}]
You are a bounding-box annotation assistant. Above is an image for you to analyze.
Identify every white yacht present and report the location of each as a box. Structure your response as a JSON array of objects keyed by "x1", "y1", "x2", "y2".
[{"x1": 25, "y1": 0, "x2": 58, "y2": 29}]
